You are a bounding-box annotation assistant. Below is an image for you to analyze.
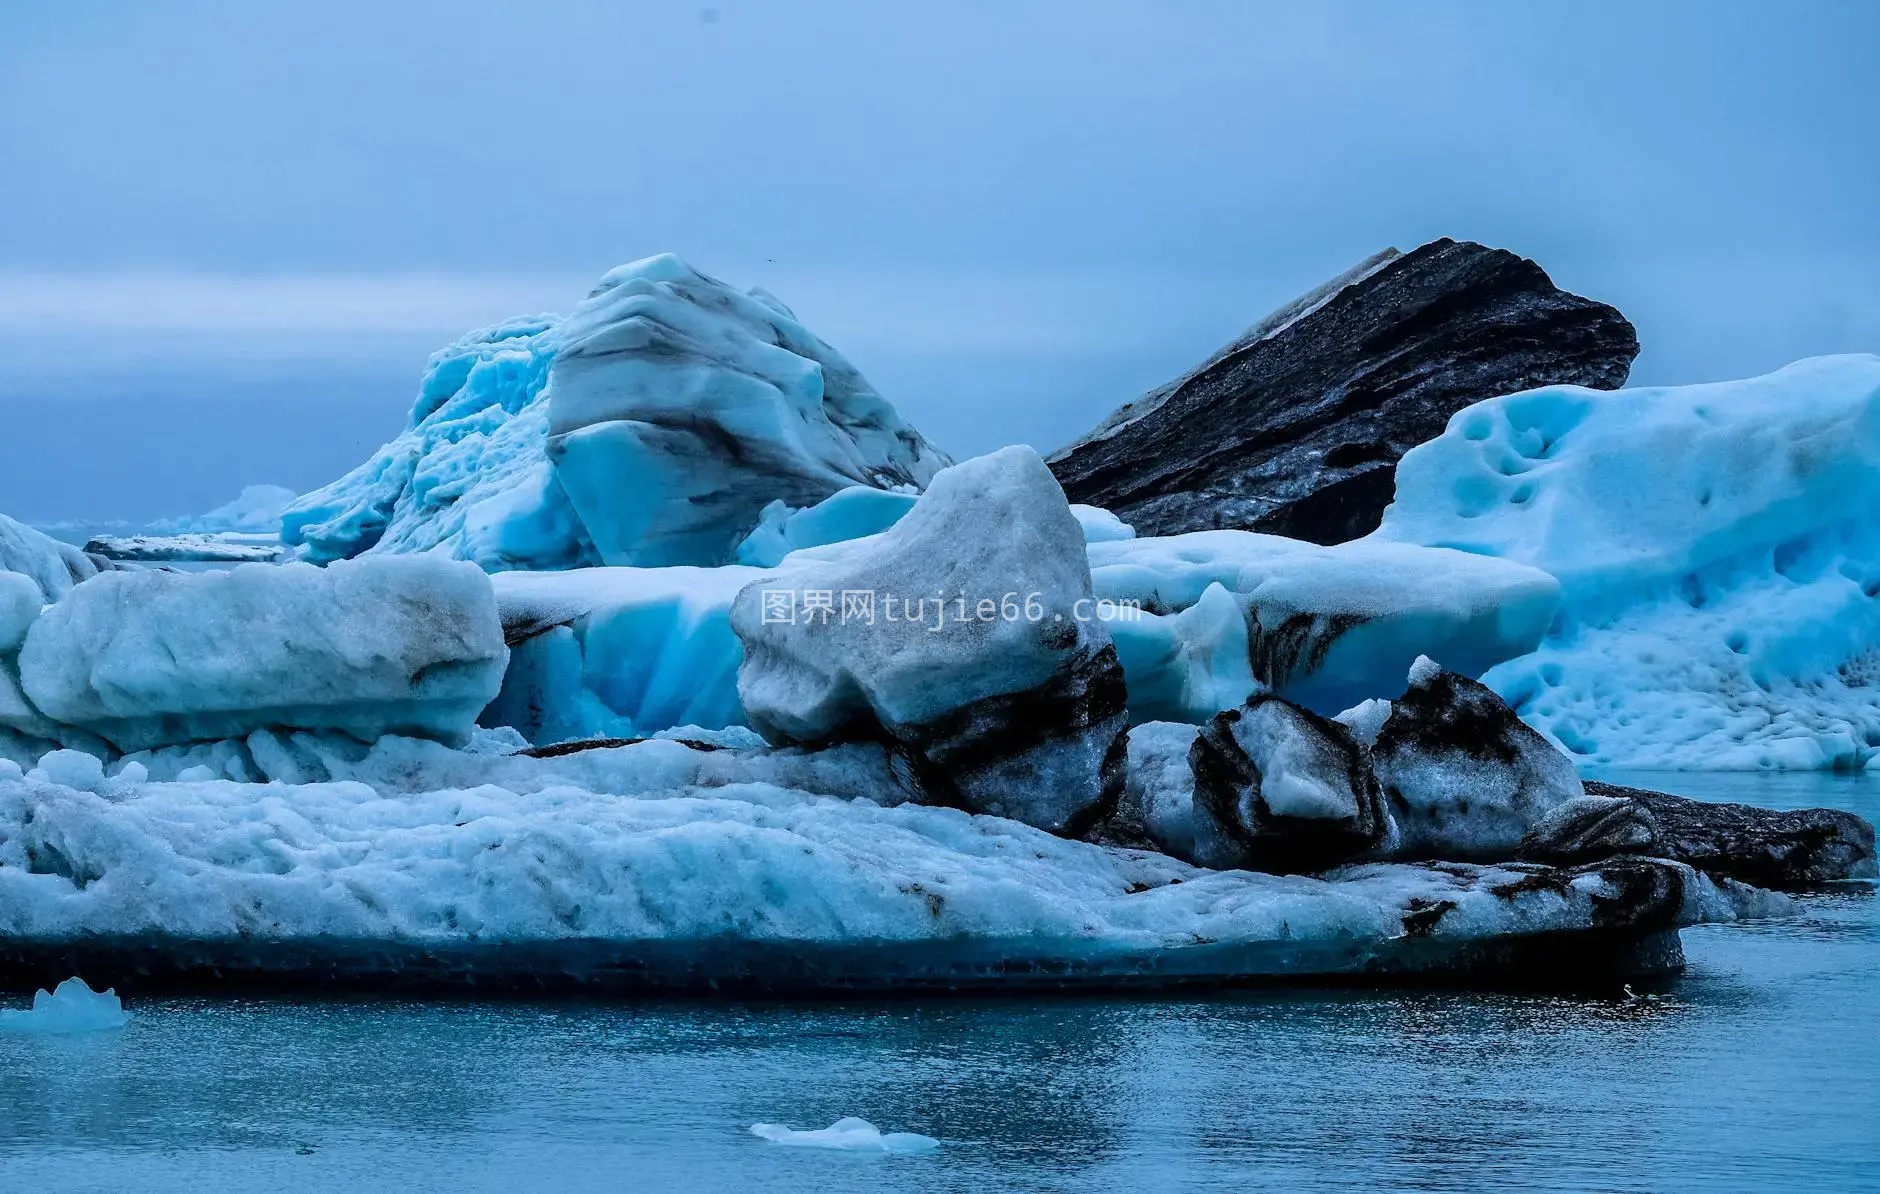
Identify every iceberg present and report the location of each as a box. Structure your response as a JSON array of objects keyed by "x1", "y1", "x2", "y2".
[
  {"x1": 18, "y1": 557, "x2": 508, "y2": 751},
  {"x1": 282, "y1": 258, "x2": 950, "y2": 574},
  {"x1": 546, "y1": 254, "x2": 949, "y2": 567},
  {"x1": 749, "y1": 1117, "x2": 940, "y2": 1154},
  {"x1": 0, "y1": 976, "x2": 132, "y2": 1035},
  {"x1": 1376, "y1": 354, "x2": 1880, "y2": 769},
  {"x1": 0, "y1": 734, "x2": 1778, "y2": 991}
]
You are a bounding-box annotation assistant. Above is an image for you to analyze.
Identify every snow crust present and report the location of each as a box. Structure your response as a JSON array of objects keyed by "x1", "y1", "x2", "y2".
[
  {"x1": 0, "y1": 977, "x2": 132, "y2": 1034},
  {"x1": 18, "y1": 557, "x2": 508, "y2": 751},
  {"x1": 1377, "y1": 354, "x2": 1880, "y2": 769},
  {"x1": 750, "y1": 1117, "x2": 939, "y2": 1154}
]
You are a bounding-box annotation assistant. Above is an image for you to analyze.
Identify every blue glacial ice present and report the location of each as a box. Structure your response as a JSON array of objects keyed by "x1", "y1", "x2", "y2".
[
  {"x1": 0, "y1": 977, "x2": 132, "y2": 1035},
  {"x1": 0, "y1": 512, "x2": 106, "y2": 602},
  {"x1": 1376, "y1": 353, "x2": 1880, "y2": 769},
  {"x1": 282, "y1": 256, "x2": 950, "y2": 575},
  {"x1": 1091, "y1": 531, "x2": 1561, "y2": 721},
  {"x1": 483, "y1": 565, "x2": 760, "y2": 744},
  {"x1": 281, "y1": 315, "x2": 576, "y2": 570},
  {"x1": 546, "y1": 254, "x2": 950, "y2": 567}
]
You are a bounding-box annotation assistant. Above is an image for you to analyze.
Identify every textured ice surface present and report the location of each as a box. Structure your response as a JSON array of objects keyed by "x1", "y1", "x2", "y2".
[
  {"x1": 19, "y1": 557, "x2": 508, "y2": 751},
  {"x1": 749, "y1": 1117, "x2": 940, "y2": 1154},
  {"x1": 1090, "y1": 531, "x2": 1559, "y2": 717},
  {"x1": 284, "y1": 257, "x2": 948, "y2": 574},
  {"x1": 281, "y1": 316, "x2": 577, "y2": 570},
  {"x1": 0, "y1": 735, "x2": 1775, "y2": 977},
  {"x1": 1377, "y1": 354, "x2": 1880, "y2": 769},
  {"x1": 0, "y1": 977, "x2": 131, "y2": 1034},
  {"x1": 548, "y1": 254, "x2": 949, "y2": 567}
]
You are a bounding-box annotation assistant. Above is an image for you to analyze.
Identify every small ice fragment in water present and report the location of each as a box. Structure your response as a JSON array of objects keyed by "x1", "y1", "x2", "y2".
[
  {"x1": 0, "y1": 977, "x2": 132, "y2": 1034},
  {"x1": 175, "y1": 764, "x2": 218, "y2": 783},
  {"x1": 749, "y1": 1116, "x2": 939, "y2": 1153}
]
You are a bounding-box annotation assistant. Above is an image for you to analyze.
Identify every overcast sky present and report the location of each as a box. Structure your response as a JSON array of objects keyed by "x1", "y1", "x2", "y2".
[{"x1": 3, "y1": 0, "x2": 1877, "y2": 522}]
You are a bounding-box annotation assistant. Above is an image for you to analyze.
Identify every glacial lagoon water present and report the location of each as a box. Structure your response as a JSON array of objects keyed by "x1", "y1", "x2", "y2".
[{"x1": 0, "y1": 773, "x2": 1874, "y2": 1193}]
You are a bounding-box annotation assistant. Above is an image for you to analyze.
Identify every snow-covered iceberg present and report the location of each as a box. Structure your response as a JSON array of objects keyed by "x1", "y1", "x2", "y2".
[
  {"x1": 17, "y1": 557, "x2": 508, "y2": 751},
  {"x1": 1376, "y1": 354, "x2": 1880, "y2": 769},
  {"x1": 0, "y1": 733, "x2": 1776, "y2": 990}
]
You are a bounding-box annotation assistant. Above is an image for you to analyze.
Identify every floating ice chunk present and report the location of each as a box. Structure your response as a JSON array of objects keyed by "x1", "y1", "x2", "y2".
[
  {"x1": 31, "y1": 749, "x2": 104, "y2": 791},
  {"x1": 0, "y1": 977, "x2": 132, "y2": 1034},
  {"x1": 111, "y1": 760, "x2": 149, "y2": 785},
  {"x1": 732, "y1": 446, "x2": 1128, "y2": 835},
  {"x1": 749, "y1": 1117, "x2": 939, "y2": 1154},
  {"x1": 174, "y1": 764, "x2": 218, "y2": 783},
  {"x1": 19, "y1": 557, "x2": 508, "y2": 752}
]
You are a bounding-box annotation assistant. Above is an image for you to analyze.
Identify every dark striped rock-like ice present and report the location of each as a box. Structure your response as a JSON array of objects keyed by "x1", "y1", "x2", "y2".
[{"x1": 1048, "y1": 238, "x2": 1638, "y2": 544}]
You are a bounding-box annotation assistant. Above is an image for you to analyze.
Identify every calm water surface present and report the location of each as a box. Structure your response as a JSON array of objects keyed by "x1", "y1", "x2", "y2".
[{"x1": 1, "y1": 773, "x2": 1874, "y2": 1192}]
